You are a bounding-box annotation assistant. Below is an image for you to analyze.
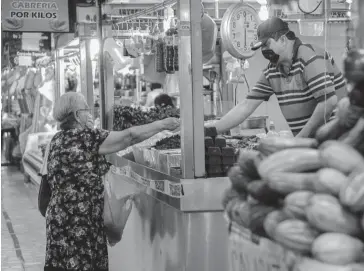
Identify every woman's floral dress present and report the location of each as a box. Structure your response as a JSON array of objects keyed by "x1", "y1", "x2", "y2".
[{"x1": 44, "y1": 128, "x2": 110, "y2": 271}]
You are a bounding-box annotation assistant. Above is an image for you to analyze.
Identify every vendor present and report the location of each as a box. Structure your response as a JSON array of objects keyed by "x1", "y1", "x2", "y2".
[
  {"x1": 144, "y1": 83, "x2": 164, "y2": 107},
  {"x1": 154, "y1": 93, "x2": 175, "y2": 108},
  {"x1": 208, "y1": 17, "x2": 346, "y2": 138}
]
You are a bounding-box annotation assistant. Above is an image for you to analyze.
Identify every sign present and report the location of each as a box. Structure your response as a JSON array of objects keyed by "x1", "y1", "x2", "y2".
[
  {"x1": 76, "y1": 6, "x2": 97, "y2": 23},
  {"x1": 2, "y1": 32, "x2": 52, "y2": 66},
  {"x1": 2, "y1": 0, "x2": 75, "y2": 32}
]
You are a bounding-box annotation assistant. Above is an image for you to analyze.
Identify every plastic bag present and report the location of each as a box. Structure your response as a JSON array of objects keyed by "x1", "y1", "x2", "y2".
[
  {"x1": 201, "y1": 12, "x2": 217, "y2": 64},
  {"x1": 103, "y1": 170, "x2": 134, "y2": 246}
]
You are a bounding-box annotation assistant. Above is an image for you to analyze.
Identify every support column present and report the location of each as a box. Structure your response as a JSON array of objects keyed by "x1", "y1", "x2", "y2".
[
  {"x1": 178, "y1": 0, "x2": 205, "y2": 178},
  {"x1": 80, "y1": 39, "x2": 94, "y2": 109},
  {"x1": 55, "y1": 48, "x2": 64, "y2": 99}
]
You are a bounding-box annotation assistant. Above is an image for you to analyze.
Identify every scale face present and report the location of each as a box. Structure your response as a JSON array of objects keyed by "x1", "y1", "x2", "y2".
[
  {"x1": 298, "y1": 0, "x2": 323, "y2": 14},
  {"x1": 221, "y1": 3, "x2": 260, "y2": 60}
]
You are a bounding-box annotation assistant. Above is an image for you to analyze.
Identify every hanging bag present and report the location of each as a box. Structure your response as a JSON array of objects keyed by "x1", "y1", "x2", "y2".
[
  {"x1": 103, "y1": 170, "x2": 134, "y2": 246},
  {"x1": 38, "y1": 142, "x2": 52, "y2": 217},
  {"x1": 96, "y1": 155, "x2": 134, "y2": 246}
]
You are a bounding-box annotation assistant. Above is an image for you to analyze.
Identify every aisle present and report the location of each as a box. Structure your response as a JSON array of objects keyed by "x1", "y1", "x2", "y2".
[{"x1": 1, "y1": 166, "x2": 46, "y2": 271}]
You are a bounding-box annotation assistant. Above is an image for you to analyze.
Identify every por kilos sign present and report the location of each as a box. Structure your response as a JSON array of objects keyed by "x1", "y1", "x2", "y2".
[{"x1": 2, "y1": 0, "x2": 74, "y2": 33}]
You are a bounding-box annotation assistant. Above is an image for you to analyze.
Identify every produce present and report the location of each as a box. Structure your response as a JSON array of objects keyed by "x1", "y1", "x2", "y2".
[
  {"x1": 249, "y1": 203, "x2": 276, "y2": 236},
  {"x1": 283, "y1": 191, "x2": 314, "y2": 220},
  {"x1": 316, "y1": 118, "x2": 343, "y2": 143},
  {"x1": 222, "y1": 186, "x2": 246, "y2": 209},
  {"x1": 293, "y1": 257, "x2": 360, "y2": 271},
  {"x1": 154, "y1": 134, "x2": 180, "y2": 150},
  {"x1": 258, "y1": 137, "x2": 318, "y2": 156},
  {"x1": 316, "y1": 97, "x2": 364, "y2": 144},
  {"x1": 319, "y1": 141, "x2": 364, "y2": 175},
  {"x1": 258, "y1": 148, "x2": 322, "y2": 180},
  {"x1": 306, "y1": 194, "x2": 362, "y2": 236},
  {"x1": 230, "y1": 135, "x2": 260, "y2": 150},
  {"x1": 24, "y1": 69, "x2": 35, "y2": 89},
  {"x1": 265, "y1": 172, "x2": 316, "y2": 194},
  {"x1": 340, "y1": 172, "x2": 364, "y2": 213},
  {"x1": 228, "y1": 165, "x2": 252, "y2": 192},
  {"x1": 341, "y1": 117, "x2": 364, "y2": 155},
  {"x1": 263, "y1": 210, "x2": 289, "y2": 239},
  {"x1": 349, "y1": 263, "x2": 364, "y2": 271},
  {"x1": 229, "y1": 200, "x2": 251, "y2": 228},
  {"x1": 274, "y1": 219, "x2": 319, "y2": 254},
  {"x1": 113, "y1": 105, "x2": 180, "y2": 131},
  {"x1": 311, "y1": 233, "x2": 364, "y2": 265},
  {"x1": 237, "y1": 149, "x2": 261, "y2": 179},
  {"x1": 314, "y1": 168, "x2": 349, "y2": 196},
  {"x1": 246, "y1": 180, "x2": 283, "y2": 206}
]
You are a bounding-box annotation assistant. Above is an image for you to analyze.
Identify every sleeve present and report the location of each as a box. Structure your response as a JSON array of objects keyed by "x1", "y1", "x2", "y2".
[
  {"x1": 303, "y1": 53, "x2": 336, "y2": 103},
  {"x1": 246, "y1": 73, "x2": 274, "y2": 101},
  {"x1": 89, "y1": 128, "x2": 110, "y2": 154}
]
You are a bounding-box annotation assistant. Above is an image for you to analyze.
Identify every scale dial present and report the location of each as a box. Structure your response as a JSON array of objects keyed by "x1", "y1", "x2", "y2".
[
  {"x1": 221, "y1": 3, "x2": 260, "y2": 60},
  {"x1": 298, "y1": 0, "x2": 323, "y2": 14}
]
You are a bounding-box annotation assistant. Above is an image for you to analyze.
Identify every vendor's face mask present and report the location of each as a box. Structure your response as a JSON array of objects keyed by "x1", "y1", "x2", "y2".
[
  {"x1": 262, "y1": 49, "x2": 280, "y2": 65},
  {"x1": 261, "y1": 34, "x2": 288, "y2": 65}
]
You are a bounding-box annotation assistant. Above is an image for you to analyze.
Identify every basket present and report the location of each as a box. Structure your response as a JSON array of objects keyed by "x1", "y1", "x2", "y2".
[{"x1": 298, "y1": 19, "x2": 324, "y2": 36}]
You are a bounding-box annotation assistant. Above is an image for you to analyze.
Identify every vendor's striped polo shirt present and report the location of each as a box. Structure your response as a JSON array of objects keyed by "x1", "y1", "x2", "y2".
[{"x1": 247, "y1": 38, "x2": 347, "y2": 135}]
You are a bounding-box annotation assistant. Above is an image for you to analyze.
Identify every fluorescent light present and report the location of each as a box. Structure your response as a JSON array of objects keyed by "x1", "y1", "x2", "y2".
[{"x1": 259, "y1": 5, "x2": 268, "y2": 21}]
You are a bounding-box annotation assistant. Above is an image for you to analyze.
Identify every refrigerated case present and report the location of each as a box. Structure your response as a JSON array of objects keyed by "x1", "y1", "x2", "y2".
[{"x1": 22, "y1": 33, "x2": 99, "y2": 184}]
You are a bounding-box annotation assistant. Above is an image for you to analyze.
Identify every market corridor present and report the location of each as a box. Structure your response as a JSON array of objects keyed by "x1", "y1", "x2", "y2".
[{"x1": 1, "y1": 166, "x2": 46, "y2": 271}]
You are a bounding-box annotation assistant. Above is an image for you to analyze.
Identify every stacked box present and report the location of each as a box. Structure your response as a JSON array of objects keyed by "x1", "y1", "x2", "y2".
[{"x1": 205, "y1": 136, "x2": 227, "y2": 177}]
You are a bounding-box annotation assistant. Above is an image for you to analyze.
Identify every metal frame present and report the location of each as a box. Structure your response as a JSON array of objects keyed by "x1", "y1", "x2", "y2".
[
  {"x1": 79, "y1": 39, "x2": 95, "y2": 108},
  {"x1": 100, "y1": 0, "x2": 206, "y2": 178},
  {"x1": 178, "y1": 0, "x2": 206, "y2": 178}
]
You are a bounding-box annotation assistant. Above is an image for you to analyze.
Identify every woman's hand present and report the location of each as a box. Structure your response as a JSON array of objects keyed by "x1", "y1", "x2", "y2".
[{"x1": 160, "y1": 118, "x2": 180, "y2": 131}]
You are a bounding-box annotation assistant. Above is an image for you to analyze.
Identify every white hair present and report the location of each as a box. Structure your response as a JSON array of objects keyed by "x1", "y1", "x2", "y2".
[{"x1": 53, "y1": 92, "x2": 87, "y2": 125}]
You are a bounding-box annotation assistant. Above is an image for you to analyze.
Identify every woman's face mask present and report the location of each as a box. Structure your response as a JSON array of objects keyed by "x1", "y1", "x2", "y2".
[{"x1": 75, "y1": 108, "x2": 94, "y2": 129}]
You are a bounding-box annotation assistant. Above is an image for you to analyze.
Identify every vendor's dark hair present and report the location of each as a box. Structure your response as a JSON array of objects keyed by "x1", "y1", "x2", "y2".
[
  {"x1": 150, "y1": 83, "x2": 162, "y2": 90},
  {"x1": 154, "y1": 93, "x2": 174, "y2": 108},
  {"x1": 66, "y1": 77, "x2": 78, "y2": 92},
  {"x1": 274, "y1": 30, "x2": 296, "y2": 41}
]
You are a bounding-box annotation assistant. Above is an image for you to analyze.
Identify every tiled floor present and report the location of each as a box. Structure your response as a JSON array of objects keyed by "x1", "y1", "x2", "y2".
[{"x1": 1, "y1": 166, "x2": 46, "y2": 271}]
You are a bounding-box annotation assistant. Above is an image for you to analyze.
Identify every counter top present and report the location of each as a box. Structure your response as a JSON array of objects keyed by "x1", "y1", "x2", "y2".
[{"x1": 108, "y1": 153, "x2": 230, "y2": 212}]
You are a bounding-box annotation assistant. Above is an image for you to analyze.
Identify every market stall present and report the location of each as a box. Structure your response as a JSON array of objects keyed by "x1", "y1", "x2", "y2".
[
  {"x1": 99, "y1": 1, "x2": 275, "y2": 271},
  {"x1": 222, "y1": 0, "x2": 364, "y2": 271}
]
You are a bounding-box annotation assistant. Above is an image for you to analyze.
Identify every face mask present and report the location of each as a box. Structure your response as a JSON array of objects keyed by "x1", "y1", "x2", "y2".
[{"x1": 262, "y1": 49, "x2": 280, "y2": 64}]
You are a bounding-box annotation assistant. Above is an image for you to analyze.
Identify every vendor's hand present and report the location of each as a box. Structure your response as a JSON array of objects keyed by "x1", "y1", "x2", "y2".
[
  {"x1": 204, "y1": 126, "x2": 218, "y2": 137},
  {"x1": 160, "y1": 118, "x2": 180, "y2": 131}
]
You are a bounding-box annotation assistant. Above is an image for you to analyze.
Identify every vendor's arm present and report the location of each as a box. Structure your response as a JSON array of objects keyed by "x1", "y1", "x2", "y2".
[
  {"x1": 213, "y1": 73, "x2": 274, "y2": 134},
  {"x1": 297, "y1": 47, "x2": 339, "y2": 138},
  {"x1": 99, "y1": 118, "x2": 180, "y2": 154},
  {"x1": 214, "y1": 99, "x2": 263, "y2": 134},
  {"x1": 296, "y1": 95, "x2": 337, "y2": 138}
]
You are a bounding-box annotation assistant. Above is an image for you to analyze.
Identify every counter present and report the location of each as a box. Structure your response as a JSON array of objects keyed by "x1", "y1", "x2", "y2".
[{"x1": 107, "y1": 152, "x2": 231, "y2": 271}]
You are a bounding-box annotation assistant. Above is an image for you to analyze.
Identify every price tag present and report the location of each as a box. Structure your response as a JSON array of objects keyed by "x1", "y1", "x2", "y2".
[{"x1": 228, "y1": 233, "x2": 286, "y2": 271}]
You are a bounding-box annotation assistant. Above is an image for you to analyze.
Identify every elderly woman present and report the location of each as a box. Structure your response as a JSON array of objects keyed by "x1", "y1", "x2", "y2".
[{"x1": 44, "y1": 92, "x2": 179, "y2": 271}]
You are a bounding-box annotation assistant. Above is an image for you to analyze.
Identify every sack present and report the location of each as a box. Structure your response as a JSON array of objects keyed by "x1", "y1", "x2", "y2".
[
  {"x1": 103, "y1": 171, "x2": 133, "y2": 246},
  {"x1": 38, "y1": 175, "x2": 51, "y2": 217}
]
